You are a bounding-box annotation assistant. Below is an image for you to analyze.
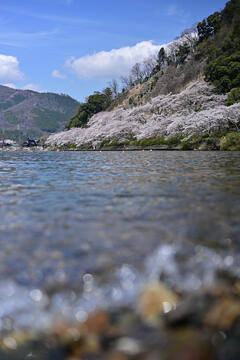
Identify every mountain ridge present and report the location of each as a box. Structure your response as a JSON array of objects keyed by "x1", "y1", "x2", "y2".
[{"x1": 0, "y1": 85, "x2": 79, "y2": 142}]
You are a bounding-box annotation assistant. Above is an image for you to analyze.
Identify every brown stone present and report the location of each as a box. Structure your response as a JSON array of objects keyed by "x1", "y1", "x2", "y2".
[
  {"x1": 105, "y1": 352, "x2": 129, "y2": 360},
  {"x1": 139, "y1": 283, "x2": 179, "y2": 325},
  {"x1": 84, "y1": 311, "x2": 110, "y2": 334},
  {"x1": 165, "y1": 329, "x2": 213, "y2": 360},
  {"x1": 204, "y1": 297, "x2": 240, "y2": 329}
]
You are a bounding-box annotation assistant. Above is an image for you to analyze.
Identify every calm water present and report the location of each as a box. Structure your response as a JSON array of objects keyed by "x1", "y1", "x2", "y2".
[{"x1": 0, "y1": 150, "x2": 240, "y2": 328}]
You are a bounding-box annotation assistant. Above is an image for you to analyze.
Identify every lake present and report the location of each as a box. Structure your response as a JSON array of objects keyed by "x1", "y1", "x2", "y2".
[{"x1": 0, "y1": 150, "x2": 240, "y2": 329}]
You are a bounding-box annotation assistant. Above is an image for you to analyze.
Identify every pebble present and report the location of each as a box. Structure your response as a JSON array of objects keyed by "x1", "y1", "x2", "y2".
[
  {"x1": 1, "y1": 282, "x2": 240, "y2": 360},
  {"x1": 139, "y1": 283, "x2": 179, "y2": 325},
  {"x1": 115, "y1": 337, "x2": 142, "y2": 355}
]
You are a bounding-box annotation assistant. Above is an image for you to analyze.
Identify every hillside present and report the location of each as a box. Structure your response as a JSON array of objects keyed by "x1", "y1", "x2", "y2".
[
  {"x1": 107, "y1": 39, "x2": 205, "y2": 111},
  {"x1": 46, "y1": 0, "x2": 240, "y2": 150},
  {"x1": 0, "y1": 85, "x2": 79, "y2": 142},
  {"x1": 46, "y1": 80, "x2": 240, "y2": 150}
]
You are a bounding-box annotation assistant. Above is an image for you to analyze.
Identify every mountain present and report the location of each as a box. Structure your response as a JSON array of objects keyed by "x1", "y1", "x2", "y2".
[{"x1": 0, "y1": 85, "x2": 79, "y2": 142}]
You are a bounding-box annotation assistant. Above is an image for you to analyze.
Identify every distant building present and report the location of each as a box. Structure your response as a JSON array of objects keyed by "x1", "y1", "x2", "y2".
[
  {"x1": 22, "y1": 138, "x2": 39, "y2": 147},
  {"x1": 0, "y1": 139, "x2": 16, "y2": 147}
]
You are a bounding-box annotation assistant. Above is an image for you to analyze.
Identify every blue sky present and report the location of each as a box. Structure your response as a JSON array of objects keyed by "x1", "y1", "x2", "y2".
[{"x1": 0, "y1": 0, "x2": 227, "y2": 101}]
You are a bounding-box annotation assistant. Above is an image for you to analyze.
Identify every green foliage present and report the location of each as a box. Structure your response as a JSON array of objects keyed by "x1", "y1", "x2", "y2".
[
  {"x1": 226, "y1": 87, "x2": 240, "y2": 106},
  {"x1": 66, "y1": 92, "x2": 110, "y2": 130},
  {"x1": 102, "y1": 87, "x2": 113, "y2": 105},
  {"x1": 33, "y1": 108, "x2": 64, "y2": 132},
  {"x1": 0, "y1": 101, "x2": 12, "y2": 111},
  {"x1": 178, "y1": 140, "x2": 193, "y2": 150},
  {"x1": 206, "y1": 45, "x2": 220, "y2": 61},
  {"x1": 205, "y1": 52, "x2": 240, "y2": 93},
  {"x1": 5, "y1": 111, "x2": 20, "y2": 125},
  {"x1": 157, "y1": 48, "x2": 166, "y2": 69},
  {"x1": 175, "y1": 43, "x2": 191, "y2": 64},
  {"x1": 222, "y1": 25, "x2": 240, "y2": 54},
  {"x1": 11, "y1": 94, "x2": 25, "y2": 104},
  {"x1": 147, "y1": 48, "x2": 167, "y2": 77},
  {"x1": 150, "y1": 76, "x2": 159, "y2": 90},
  {"x1": 98, "y1": 137, "x2": 183, "y2": 149},
  {"x1": 48, "y1": 132, "x2": 240, "y2": 151},
  {"x1": 219, "y1": 132, "x2": 240, "y2": 150},
  {"x1": 66, "y1": 143, "x2": 77, "y2": 149},
  {"x1": 222, "y1": 0, "x2": 240, "y2": 24},
  {"x1": 197, "y1": 12, "x2": 222, "y2": 42},
  {"x1": 0, "y1": 94, "x2": 25, "y2": 111},
  {"x1": 177, "y1": 133, "x2": 226, "y2": 150},
  {"x1": 196, "y1": 0, "x2": 240, "y2": 96},
  {"x1": 122, "y1": 136, "x2": 183, "y2": 147},
  {"x1": 101, "y1": 140, "x2": 121, "y2": 147},
  {"x1": 41, "y1": 93, "x2": 78, "y2": 113},
  {"x1": 0, "y1": 89, "x2": 78, "y2": 141},
  {"x1": 166, "y1": 136, "x2": 183, "y2": 144}
]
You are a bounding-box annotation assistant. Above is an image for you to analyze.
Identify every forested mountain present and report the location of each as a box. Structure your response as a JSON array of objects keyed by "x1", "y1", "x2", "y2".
[{"x1": 0, "y1": 85, "x2": 79, "y2": 141}]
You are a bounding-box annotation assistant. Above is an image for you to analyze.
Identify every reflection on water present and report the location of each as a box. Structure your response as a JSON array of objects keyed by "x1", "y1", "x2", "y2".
[{"x1": 0, "y1": 150, "x2": 240, "y2": 328}]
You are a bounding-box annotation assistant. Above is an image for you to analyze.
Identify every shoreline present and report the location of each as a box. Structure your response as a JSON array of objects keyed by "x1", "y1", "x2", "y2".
[
  {"x1": 45, "y1": 131, "x2": 240, "y2": 152},
  {"x1": 2, "y1": 131, "x2": 240, "y2": 152},
  {"x1": 3, "y1": 146, "x2": 240, "y2": 152}
]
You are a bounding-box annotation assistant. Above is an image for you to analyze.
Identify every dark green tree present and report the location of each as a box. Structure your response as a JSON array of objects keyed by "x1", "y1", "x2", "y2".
[
  {"x1": 198, "y1": 0, "x2": 240, "y2": 103},
  {"x1": 157, "y1": 47, "x2": 166, "y2": 69},
  {"x1": 226, "y1": 87, "x2": 240, "y2": 106},
  {"x1": 65, "y1": 92, "x2": 110, "y2": 130},
  {"x1": 175, "y1": 43, "x2": 190, "y2": 64},
  {"x1": 102, "y1": 87, "x2": 113, "y2": 106},
  {"x1": 197, "y1": 12, "x2": 222, "y2": 43}
]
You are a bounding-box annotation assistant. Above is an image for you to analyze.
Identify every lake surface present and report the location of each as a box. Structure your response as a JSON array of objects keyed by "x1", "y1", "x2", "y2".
[{"x1": 0, "y1": 150, "x2": 240, "y2": 329}]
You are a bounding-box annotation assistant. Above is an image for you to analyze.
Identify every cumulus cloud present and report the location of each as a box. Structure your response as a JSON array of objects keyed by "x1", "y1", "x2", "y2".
[
  {"x1": 65, "y1": 41, "x2": 165, "y2": 80},
  {"x1": 52, "y1": 69, "x2": 66, "y2": 79},
  {"x1": 0, "y1": 54, "x2": 24, "y2": 82},
  {"x1": 22, "y1": 83, "x2": 42, "y2": 92}
]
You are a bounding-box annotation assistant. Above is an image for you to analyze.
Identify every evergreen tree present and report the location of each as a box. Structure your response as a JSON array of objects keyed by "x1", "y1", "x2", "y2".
[{"x1": 157, "y1": 47, "x2": 166, "y2": 69}]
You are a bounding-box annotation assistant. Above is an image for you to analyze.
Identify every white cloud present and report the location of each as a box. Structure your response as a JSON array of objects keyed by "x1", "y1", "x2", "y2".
[
  {"x1": 1, "y1": 82, "x2": 43, "y2": 92},
  {"x1": 65, "y1": 41, "x2": 165, "y2": 80},
  {"x1": 0, "y1": 54, "x2": 24, "y2": 82},
  {"x1": 1, "y1": 83, "x2": 16, "y2": 89},
  {"x1": 52, "y1": 69, "x2": 66, "y2": 79},
  {"x1": 22, "y1": 83, "x2": 41, "y2": 92}
]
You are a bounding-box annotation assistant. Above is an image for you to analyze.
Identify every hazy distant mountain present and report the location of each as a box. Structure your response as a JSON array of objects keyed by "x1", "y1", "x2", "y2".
[{"x1": 0, "y1": 85, "x2": 79, "y2": 141}]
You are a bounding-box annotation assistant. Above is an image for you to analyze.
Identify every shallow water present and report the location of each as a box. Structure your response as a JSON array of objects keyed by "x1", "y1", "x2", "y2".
[{"x1": 0, "y1": 150, "x2": 240, "y2": 329}]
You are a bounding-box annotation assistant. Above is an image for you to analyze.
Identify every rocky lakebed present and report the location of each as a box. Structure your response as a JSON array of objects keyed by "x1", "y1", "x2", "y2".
[{"x1": 0, "y1": 150, "x2": 240, "y2": 359}]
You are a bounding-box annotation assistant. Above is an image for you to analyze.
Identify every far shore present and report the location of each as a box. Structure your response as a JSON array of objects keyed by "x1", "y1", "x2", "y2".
[{"x1": 2, "y1": 131, "x2": 240, "y2": 152}]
